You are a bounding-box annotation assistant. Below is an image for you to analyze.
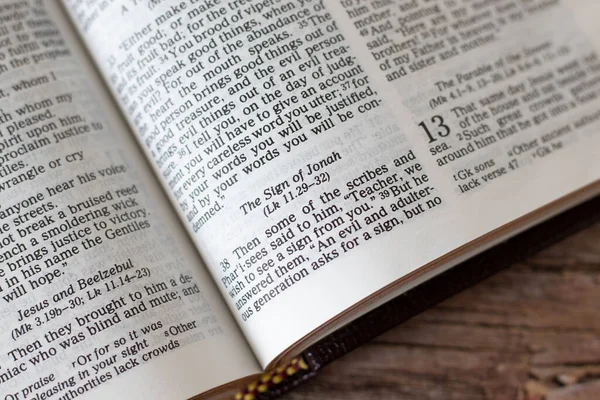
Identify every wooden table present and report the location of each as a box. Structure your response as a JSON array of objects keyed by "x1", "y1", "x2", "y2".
[{"x1": 283, "y1": 222, "x2": 600, "y2": 400}]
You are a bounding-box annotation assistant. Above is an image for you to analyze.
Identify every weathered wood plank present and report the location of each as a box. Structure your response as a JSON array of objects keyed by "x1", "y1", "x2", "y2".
[{"x1": 282, "y1": 223, "x2": 600, "y2": 400}]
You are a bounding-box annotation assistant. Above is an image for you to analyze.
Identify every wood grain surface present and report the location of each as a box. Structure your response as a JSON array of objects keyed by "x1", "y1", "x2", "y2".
[{"x1": 282, "y1": 222, "x2": 600, "y2": 400}]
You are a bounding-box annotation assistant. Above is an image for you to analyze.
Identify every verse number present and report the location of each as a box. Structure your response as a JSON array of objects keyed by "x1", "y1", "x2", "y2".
[
  {"x1": 106, "y1": 55, "x2": 116, "y2": 68},
  {"x1": 418, "y1": 115, "x2": 451, "y2": 143},
  {"x1": 220, "y1": 258, "x2": 230, "y2": 272}
]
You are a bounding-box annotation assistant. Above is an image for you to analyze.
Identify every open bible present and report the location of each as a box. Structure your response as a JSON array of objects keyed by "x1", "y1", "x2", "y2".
[{"x1": 1, "y1": 0, "x2": 600, "y2": 398}]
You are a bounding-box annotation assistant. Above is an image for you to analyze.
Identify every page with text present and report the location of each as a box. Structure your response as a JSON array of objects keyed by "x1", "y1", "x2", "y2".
[
  {"x1": 0, "y1": 2, "x2": 259, "y2": 399},
  {"x1": 64, "y1": 0, "x2": 600, "y2": 367}
]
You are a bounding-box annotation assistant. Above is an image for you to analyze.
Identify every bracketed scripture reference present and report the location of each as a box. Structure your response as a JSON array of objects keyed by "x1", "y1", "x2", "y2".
[{"x1": 0, "y1": 0, "x2": 600, "y2": 399}]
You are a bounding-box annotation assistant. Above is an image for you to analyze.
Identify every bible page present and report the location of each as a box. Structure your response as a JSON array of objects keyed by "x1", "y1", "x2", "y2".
[
  {"x1": 62, "y1": 0, "x2": 600, "y2": 367},
  {"x1": 0, "y1": 2, "x2": 259, "y2": 399}
]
